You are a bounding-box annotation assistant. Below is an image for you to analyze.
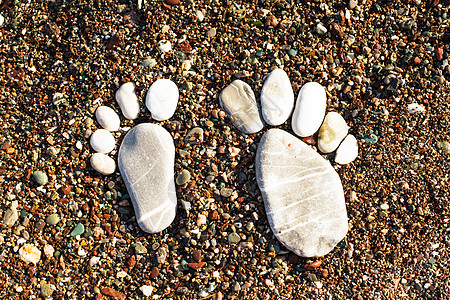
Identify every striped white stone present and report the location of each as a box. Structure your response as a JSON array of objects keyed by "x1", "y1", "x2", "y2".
[
  {"x1": 261, "y1": 68, "x2": 294, "y2": 125},
  {"x1": 219, "y1": 80, "x2": 264, "y2": 134},
  {"x1": 118, "y1": 123, "x2": 176, "y2": 233},
  {"x1": 256, "y1": 129, "x2": 348, "y2": 257}
]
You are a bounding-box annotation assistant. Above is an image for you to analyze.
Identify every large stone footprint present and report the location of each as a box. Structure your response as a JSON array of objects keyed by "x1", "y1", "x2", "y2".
[
  {"x1": 220, "y1": 70, "x2": 358, "y2": 257},
  {"x1": 89, "y1": 80, "x2": 179, "y2": 233}
]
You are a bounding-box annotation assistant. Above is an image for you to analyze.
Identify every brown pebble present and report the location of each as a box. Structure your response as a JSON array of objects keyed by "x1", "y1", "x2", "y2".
[
  {"x1": 304, "y1": 260, "x2": 322, "y2": 270},
  {"x1": 165, "y1": 0, "x2": 180, "y2": 5},
  {"x1": 150, "y1": 266, "x2": 159, "y2": 279},
  {"x1": 218, "y1": 110, "x2": 226, "y2": 118},
  {"x1": 301, "y1": 136, "x2": 316, "y2": 145},
  {"x1": 265, "y1": 15, "x2": 278, "y2": 27},
  {"x1": 61, "y1": 185, "x2": 71, "y2": 195},
  {"x1": 127, "y1": 255, "x2": 136, "y2": 268},
  {"x1": 330, "y1": 22, "x2": 344, "y2": 38},
  {"x1": 218, "y1": 146, "x2": 226, "y2": 154},
  {"x1": 322, "y1": 268, "x2": 329, "y2": 277},
  {"x1": 187, "y1": 261, "x2": 206, "y2": 269},
  {"x1": 213, "y1": 291, "x2": 224, "y2": 300},
  {"x1": 208, "y1": 210, "x2": 219, "y2": 220},
  {"x1": 101, "y1": 287, "x2": 125, "y2": 300},
  {"x1": 193, "y1": 249, "x2": 202, "y2": 262},
  {"x1": 375, "y1": 154, "x2": 383, "y2": 161}
]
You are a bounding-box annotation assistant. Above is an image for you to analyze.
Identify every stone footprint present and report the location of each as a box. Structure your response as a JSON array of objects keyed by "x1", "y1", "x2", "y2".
[
  {"x1": 220, "y1": 69, "x2": 358, "y2": 257},
  {"x1": 89, "y1": 79, "x2": 179, "y2": 233}
]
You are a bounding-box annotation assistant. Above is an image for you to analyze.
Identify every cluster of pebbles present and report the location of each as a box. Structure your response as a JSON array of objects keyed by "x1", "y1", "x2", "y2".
[{"x1": 0, "y1": 0, "x2": 449, "y2": 299}]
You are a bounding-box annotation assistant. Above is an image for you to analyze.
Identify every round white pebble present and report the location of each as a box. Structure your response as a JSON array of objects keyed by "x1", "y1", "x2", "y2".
[
  {"x1": 90, "y1": 129, "x2": 115, "y2": 153},
  {"x1": 140, "y1": 285, "x2": 153, "y2": 297},
  {"x1": 335, "y1": 134, "x2": 358, "y2": 165},
  {"x1": 95, "y1": 106, "x2": 120, "y2": 131},
  {"x1": 90, "y1": 153, "x2": 116, "y2": 175},
  {"x1": 19, "y1": 244, "x2": 41, "y2": 264},
  {"x1": 292, "y1": 82, "x2": 327, "y2": 137},
  {"x1": 158, "y1": 40, "x2": 172, "y2": 52},
  {"x1": 115, "y1": 82, "x2": 140, "y2": 120},
  {"x1": 145, "y1": 79, "x2": 179, "y2": 121}
]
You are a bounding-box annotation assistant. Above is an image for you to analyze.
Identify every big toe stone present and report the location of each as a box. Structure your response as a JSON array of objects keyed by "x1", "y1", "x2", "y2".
[
  {"x1": 219, "y1": 80, "x2": 264, "y2": 134},
  {"x1": 256, "y1": 129, "x2": 348, "y2": 257},
  {"x1": 118, "y1": 123, "x2": 177, "y2": 233}
]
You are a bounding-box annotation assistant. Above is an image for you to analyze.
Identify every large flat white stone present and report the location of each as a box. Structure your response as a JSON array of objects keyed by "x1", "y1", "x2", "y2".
[
  {"x1": 260, "y1": 68, "x2": 294, "y2": 125},
  {"x1": 291, "y1": 82, "x2": 326, "y2": 137},
  {"x1": 118, "y1": 123, "x2": 177, "y2": 233},
  {"x1": 256, "y1": 129, "x2": 348, "y2": 257},
  {"x1": 219, "y1": 80, "x2": 264, "y2": 134}
]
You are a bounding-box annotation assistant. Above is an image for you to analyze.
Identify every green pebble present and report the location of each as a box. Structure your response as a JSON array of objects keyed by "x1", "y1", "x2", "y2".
[
  {"x1": 33, "y1": 171, "x2": 48, "y2": 186},
  {"x1": 46, "y1": 214, "x2": 60, "y2": 225},
  {"x1": 288, "y1": 49, "x2": 298, "y2": 56},
  {"x1": 249, "y1": 54, "x2": 258, "y2": 65},
  {"x1": 70, "y1": 223, "x2": 85, "y2": 237},
  {"x1": 228, "y1": 232, "x2": 241, "y2": 244},
  {"x1": 255, "y1": 50, "x2": 264, "y2": 57},
  {"x1": 176, "y1": 169, "x2": 191, "y2": 185},
  {"x1": 443, "y1": 13, "x2": 447, "y2": 19}
]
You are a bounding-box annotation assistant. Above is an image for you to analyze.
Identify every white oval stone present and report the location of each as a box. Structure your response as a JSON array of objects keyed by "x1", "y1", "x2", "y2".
[
  {"x1": 90, "y1": 129, "x2": 115, "y2": 153},
  {"x1": 19, "y1": 244, "x2": 41, "y2": 264},
  {"x1": 335, "y1": 134, "x2": 358, "y2": 165},
  {"x1": 118, "y1": 123, "x2": 177, "y2": 233},
  {"x1": 145, "y1": 79, "x2": 179, "y2": 121},
  {"x1": 95, "y1": 106, "x2": 120, "y2": 131},
  {"x1": 220, "y1": 80, "x2": 264, "y2": 134},
  {"x1": 115, "y1": 82, "x2": 140, "y2": 120},
  {"x1": 90, "y1": 153, "x2": 116, "y2": 175},
  {"x1": 291, "y1": 82, "x2": 327, "y2": 137},
  {"x1": 317, "y1": 112, "x2": 349, "y2": 153},
  {"x1": 256, "y1": 129, "x2": 348, "y2": 257},
  {"x1": 261, "y1": 68, "x2": 294, "y2": 125}
]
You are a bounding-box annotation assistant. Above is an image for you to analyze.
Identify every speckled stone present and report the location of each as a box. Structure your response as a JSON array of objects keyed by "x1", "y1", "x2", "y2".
[
  {"x1": 317, "y1": 112, "x2": 349, "y2": 153},
  {"x1": 118, "y1": 123, "x2": 177, "y2": 233},
  {"x1": 220, "y1": 80, "x2": 264, "y2": 134},
  {"x1": 256, "y1": 129, "x2": 348, "y2": 257}
]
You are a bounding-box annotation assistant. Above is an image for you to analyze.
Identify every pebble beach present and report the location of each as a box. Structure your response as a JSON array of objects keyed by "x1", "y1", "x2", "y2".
[{"x1": 0, "y1": 0, "x2": 449, "y2": 299}]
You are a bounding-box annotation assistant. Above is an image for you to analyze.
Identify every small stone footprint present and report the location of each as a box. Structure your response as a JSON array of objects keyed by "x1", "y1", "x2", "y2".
[
  {"x1": 89, "y1": 79, "x2": 179, "y2": 233},
  {"x1": 219, "y1": 69, "x2": 358, "y2": 257}
]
